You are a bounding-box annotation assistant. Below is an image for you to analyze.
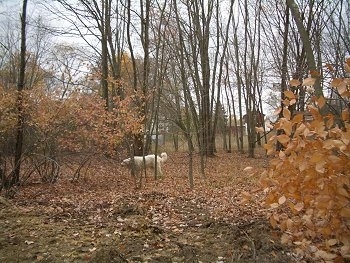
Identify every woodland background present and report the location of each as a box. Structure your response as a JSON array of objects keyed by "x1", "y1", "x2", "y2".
[{"x1": 0, "y1": 0, "x2": 349, "y2": 262}]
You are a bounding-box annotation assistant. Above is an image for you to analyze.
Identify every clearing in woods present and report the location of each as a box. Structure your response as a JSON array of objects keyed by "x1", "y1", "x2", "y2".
[{"x1": 0, "y1": 151, "x2": 309, "y2": 262}]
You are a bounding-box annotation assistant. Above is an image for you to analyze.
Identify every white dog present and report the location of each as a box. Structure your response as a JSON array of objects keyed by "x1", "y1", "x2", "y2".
[{"x1": 121, "y1": 152, "x2": 168, "y2": 178}]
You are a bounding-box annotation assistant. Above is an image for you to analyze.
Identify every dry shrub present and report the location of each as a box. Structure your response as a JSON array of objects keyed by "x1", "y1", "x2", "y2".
[
  {"x1": 0, "y1": 84, "x2": 144, "y2": 157},
  {"x1": 260, "y1": 61, "x2": 350, "y2": 260},
  {"x1": 26, "y1": 88, "x2": 144, "y2": 156}
]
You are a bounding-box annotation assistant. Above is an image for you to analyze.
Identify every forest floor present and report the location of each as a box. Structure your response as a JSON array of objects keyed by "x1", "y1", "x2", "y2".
[{"x1": 0, "y1": 150, "x2": 313, "y2": 263}]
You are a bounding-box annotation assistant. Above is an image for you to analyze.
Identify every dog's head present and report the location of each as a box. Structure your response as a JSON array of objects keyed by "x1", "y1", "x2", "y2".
[{"x1": 160, "y1": 152, "x2": 168, "y2": 162}]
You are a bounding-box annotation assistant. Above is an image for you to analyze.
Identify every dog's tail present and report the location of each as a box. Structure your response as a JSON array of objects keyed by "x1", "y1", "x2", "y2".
[{"x1": 160, "y1": 152, "x2": 168, "y2": 163}]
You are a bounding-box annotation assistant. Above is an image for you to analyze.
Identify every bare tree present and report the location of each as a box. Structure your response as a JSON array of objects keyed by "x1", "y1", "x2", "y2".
[
  {"x1": 46, "y1": 43, "x2": 91, "y2": 98},
  {"x1": 229, "y1": 0, "x2": 263, "y2": 157},
  {"x1": 52, "y1": 0, "x2": 128, "y2": 107},
  {"x1": 286, "y1": 0, "x2": 322, "y2": 94},
  {"x1": 277, "y1": 3, "x2": 290, "y2": 151},
  {"x1": 12, "y1": 0, "x2": 28, "y2": 188}
]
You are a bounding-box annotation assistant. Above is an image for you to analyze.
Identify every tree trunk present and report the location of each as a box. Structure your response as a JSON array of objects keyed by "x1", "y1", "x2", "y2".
[
  {"x1": 277, "y1": 3, "x2": 290, "y2": 151},
  {"x1": 12, "y1": 0, "x2": 28, "y2": 187},
  {"x1": 232, "y1": 25, "x2": 244, "y2": 153},
  {"x1": 286, "y1": 0, "x2": 322, "y2": 97},
  {"x1": 100, "y1": 0, "x2": 109, "y2": 108}
]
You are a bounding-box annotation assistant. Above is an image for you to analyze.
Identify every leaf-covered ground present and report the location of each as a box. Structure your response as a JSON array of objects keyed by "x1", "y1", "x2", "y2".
[{"x1": 0, "y1": 151, "x2": 311, "y2": 262}]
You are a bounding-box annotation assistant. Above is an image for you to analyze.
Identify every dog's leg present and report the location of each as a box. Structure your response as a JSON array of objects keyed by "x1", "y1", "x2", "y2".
[
  {"x1": 130, "y1": 168, "x2": 138, "y2": 189},
  {"x1": 130, "y1": 166, "x2": 142, "y2": 189},
  {"x1": 137, "y1": 170, "x2": 141, "y2": 189},
  {"x1": 131, "y1": 170, "x2": 138, "y2": 189},
  {"x1": 157, "y1": 163, "x2": 163, "y2": 178},
  {"x1": 144, "y1": 168, "x2": 147, "y2": 183}
]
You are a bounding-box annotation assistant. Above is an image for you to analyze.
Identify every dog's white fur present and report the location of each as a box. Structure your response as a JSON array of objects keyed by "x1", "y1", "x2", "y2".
[{"x1": 121, "y1": 152, "x2": 168, "y2": 177}]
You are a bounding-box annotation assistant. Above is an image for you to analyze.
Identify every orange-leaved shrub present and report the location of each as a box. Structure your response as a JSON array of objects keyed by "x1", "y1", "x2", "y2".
[
  {"x1": 260, "y1": 65, "x2": 350, "y2": 259},
  {"x1": 27, "y1": 88, "x2": 144, "y2": 156},
  {"x1": 0, "y1": 84, "x2": 143, "y2": 158}
]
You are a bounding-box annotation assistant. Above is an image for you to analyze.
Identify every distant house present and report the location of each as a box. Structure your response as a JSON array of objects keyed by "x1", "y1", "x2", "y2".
[
  {"x1": 229, "y1": 125, "x2": 247, "y2": 136},
  {"x1": 242, "y1": 111, "x2": 265, "y2": 126}
]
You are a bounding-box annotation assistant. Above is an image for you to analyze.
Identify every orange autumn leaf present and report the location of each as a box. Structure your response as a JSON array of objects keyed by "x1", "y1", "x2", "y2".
[
  {"x1": 330, "y1": 78, "x2": 343, "y2": 88},
  {"x1": 276, "y1": 134, "x2": 290, "y2": 144},
  {"x1": 316, "y1": 96, "x2": 326, "y2": 108},
  {"x1": 310, "y1": 70, "x2": 320, "y2": 78},
  {"x1": 284, "y1": 90, "x2": 296, "y2": 99},
  {"x1": 325, "y1": 63, "x2": 334, "y2": 72},
  {"x1": 283, "y1": 107, "x2": 291, "y2": 120},
  {"x1": 302, "y1": 77, "x2": 316, "y2": 86},
  {"x1": 292, "y1": 113, "x2": 304, "y2": 123},
  {"x1": 289, "y1": 79, "x2": 301, "y2": 87},
  {"x1": 340, "y1": 208, "x2": 350, "y2": 218}
]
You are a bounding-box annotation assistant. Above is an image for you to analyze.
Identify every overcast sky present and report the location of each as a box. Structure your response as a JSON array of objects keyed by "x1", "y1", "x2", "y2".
[
  {"x1": 1, "y1": 0, "x2": 46, "y2": 20},
  {"x1": 0, "y1": 0, "x2": 87, "y2": 47}
]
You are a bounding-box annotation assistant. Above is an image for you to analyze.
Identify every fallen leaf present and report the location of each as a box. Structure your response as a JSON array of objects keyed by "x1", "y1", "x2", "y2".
[
  {"x1": 315, "y1": 250, "x2": 338, "y2": 260},
  {"x1": 243, "y1": 166, "x2": 253, "y2": 172},
  {"x1": 327, "y1": 239, "x2": 338, "y2": 247},
  {"x1": 340, "y1": 208, "x2": 350, "y2": 218},
  {"x1": 278, "y1": 196, "x2": 286, "y2": 205},
  {"x1": 294, "y1": 202, "x2": 304, "y2": 212},
  {"x1": 89, "y1": 247, "x2": 97, "y2": 252}
]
